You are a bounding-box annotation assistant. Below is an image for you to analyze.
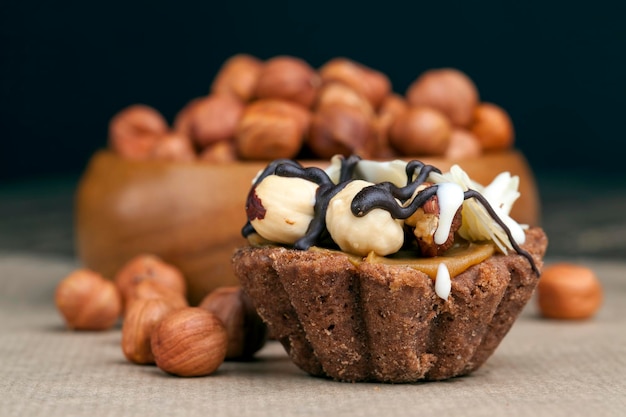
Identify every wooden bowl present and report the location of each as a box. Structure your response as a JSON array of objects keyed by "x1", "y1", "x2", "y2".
[{"x1": 74, "y1": 150, "x2": 540, "y2": 305}]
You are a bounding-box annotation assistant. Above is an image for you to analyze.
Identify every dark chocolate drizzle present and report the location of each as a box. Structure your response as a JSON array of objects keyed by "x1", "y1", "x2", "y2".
[{"x1": 242, "y1": 156, "x2": 539, "y2": 275}]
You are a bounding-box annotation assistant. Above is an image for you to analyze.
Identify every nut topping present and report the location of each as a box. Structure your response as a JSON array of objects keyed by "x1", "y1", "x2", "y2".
[
  {"x1": 326, "y1": 180, "x2": 404, "y2": 257},
  {"x1": 247, "y1": 175, "x2": 319, "y2": 245}
]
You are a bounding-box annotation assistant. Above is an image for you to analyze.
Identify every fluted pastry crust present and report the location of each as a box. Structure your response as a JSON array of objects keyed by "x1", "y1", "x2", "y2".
[{"x1": 233, "y1": 227, "x2": 547, "y2": 382}]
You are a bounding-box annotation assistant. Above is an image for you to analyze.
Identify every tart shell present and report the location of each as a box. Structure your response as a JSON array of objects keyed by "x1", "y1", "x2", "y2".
[{"x1": 233, "y1": 228, "x2": 548, "y2": 382}]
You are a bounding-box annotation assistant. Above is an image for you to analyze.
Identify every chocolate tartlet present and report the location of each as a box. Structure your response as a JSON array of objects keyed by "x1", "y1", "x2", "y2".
[{"x1": 233, "y1": 156, "x2": 547, "y2": 382}]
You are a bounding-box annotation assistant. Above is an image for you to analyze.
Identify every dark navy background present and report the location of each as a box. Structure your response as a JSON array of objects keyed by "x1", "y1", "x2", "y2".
[{"x1": 1, "y1": 1, "x2": 624, "y2": 181}]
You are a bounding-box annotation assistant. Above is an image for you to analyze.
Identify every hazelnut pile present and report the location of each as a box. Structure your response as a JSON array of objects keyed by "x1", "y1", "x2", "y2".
[
  {"x1": 108, "y1": 54, "x2": 515, "y2": 163},
  {"x1": 55, "y1": 254, "x2": 268, "y2": 377}
]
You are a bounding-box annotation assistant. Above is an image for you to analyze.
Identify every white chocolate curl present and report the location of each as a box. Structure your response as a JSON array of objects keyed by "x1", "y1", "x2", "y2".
[
  {"x1": 250, "y1": 175, "x2": 319, "y2": 244},
  {"x1": 325, "y1": 156, "x2": 408, "y2": 186},
  {"x1": 326, "y1": 180, "x2": 404, "y2": 256}
]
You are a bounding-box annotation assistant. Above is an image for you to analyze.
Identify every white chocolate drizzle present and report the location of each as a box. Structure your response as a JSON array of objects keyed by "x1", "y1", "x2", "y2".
[
  {"x1": 434, "y1": 183, "x2": 465, "y2": 245},
  {"x1": 435, "y1": 263, "x2": 452, "y2": 300}
]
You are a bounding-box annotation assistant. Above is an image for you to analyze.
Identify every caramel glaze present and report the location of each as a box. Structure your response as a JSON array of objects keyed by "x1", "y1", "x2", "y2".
[{"x1": 242, "y1": 156, "x2": 539, "y2": 275}]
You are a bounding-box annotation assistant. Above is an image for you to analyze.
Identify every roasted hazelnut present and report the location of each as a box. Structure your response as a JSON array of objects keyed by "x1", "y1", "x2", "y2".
[
  {"x1": 199, "y1": 286, "x2": 268, "y2": 360},
  {"x1": 151, "y1": 308, "x2": 228, "y2": 377},
  {"x1": 253, "y1": 56, "x2": 320, "y2": 108},
  {"x1": 108, "y1": 104, "x2": 169, "y2": 160},
  {"x1": 470, "y1": 102, "x2": 514, "y2": 151},
  {"x1": 537, "y1": 263, "x2": 603, "y2": 320},
  {"x1": 374, "y1": 94, "x2": 408, "y2": 158},
  {"x1": 314, "y1": 82, "x2": 374, "y2": 116},
  {"x1": 172, "y1": 97, "x2": 202, "y2": 135},
  {"x1": 150, "y1": 132, "x2": 196, "y2": 162},
  {"x1": 377, "y1": 94, "x2": 408, "y2": 131},
  {"x1": 125, "y1": 280, "x2": 188, "y2": 315},
  {"x1": 325, "y1": 180, "x2": 404, "y2": 256},
  {"x1": 235, "y1": 99, "x2": 310, "y2": 160},
  {"x1": 121, "y1": 298, "x2": 179, "y2": 364},
  {"x1": 210, "y1": 54, "x2": 263, "y2": 102},
  {"x1": 405, "y1": 188, "x2": 462, "y2": 257},
  {"x1": 55, "y1": 269, "x2": 121, "y2": 331},
  {"x1": 177, "y1": 94, "x2": 245, "y2": 149},
  {"x1": 318, "y1": 57, "x2": 391, "y2": 109},
  {"x1": 307, "y1": 103, "x2": 376, "y2": 159},
  {"x1": 445, "y1": 128, "x2": 482, "y2": 160},
  {"x1": 114, "y1": 254, "x2": 187, "y2": 308},
  {"x1": 198, "y1": 140, "x2": 238, "y2": 164},
  {"x1": 406, "y1": 68, "x2": 479, "y2": 127},
  {"x1": 246, "y1": 174, "x2": 319, "y2": 245},
  {"x1": 389, "y1": 106, "x2": 451, "y2": 156}
]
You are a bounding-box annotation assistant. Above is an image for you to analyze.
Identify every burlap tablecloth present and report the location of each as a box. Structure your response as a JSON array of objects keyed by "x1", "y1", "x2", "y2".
[{"x1": 1, "y1": 252, "x2": 624, "y2": 417}]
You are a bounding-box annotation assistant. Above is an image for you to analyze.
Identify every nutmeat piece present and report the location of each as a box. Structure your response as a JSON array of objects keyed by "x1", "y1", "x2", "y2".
[
  {"x1": 406, "y1": 191, "x2": 463, "y2": 257},
  {"x1": 199, "y1": 286, "x2": 268, "y2": 359},
  {"x1": 108, "y1": 104, "x2": 169, "y2": 160},
  {"x1": 151, "y1": 308, "x2": 228, "y2": 377},
  {"x1": 210, "y1": 54, "x2": 263, "y2": 102},
  {"x1": 114, "y1": 254, "x2": 187, "y2": 308},
  {"x1": 235, "y1": 99, "x2": 310, "y2": 160},
  {"x1": 247, "y1": 175, "x2": 319, "y2": 244},
  {"x1": 113, "y1": 253, "x2": 187, "y2": 311},
  {"x1": 537, "y1": 263, "x2": 603, "y2": 320},
  {"x1": 389, "y1": 106, "x2": 452, "y2": 156},
  {"x1": 172, "y1": 97, "x2": 201, "y2": 136},
  {"x1": 374, "y1": 94, "x2": 407, "y2": 158},
  {"x1": 253, "y1": 56, "x2": 320, "y2": 108},
  {"x1": 124, "y1": 280, "x2": 188, "y2": 316},
  {"x1": 178, "y1": 94, "x2": 245, "y2": 149},
  {"x1": 319, "y1": 57, "x2": 391, "y2": 109},
  {"x1": 406, "y1": 68, "x2": 479, "y2": 127},
  {"x1": 308, "y1": 103, "x2": 377, "y2": 159},
  {"x1": 314, "y1": 82, "x2": 374, "y2": 116},
  {"x1": 471, "y1": 102, "x2": 515, "y2": 151},
  {"x1": 149, "y1": 132, "x2": 196, "y2": 162},
  {"x1": 445, "y1": 128, "x2": 482, "y2": 160},
  {"x1": 198, "y1": 140, "x2": 238, "y2": 164},
  {"x1": 325, "y1": 180, "x2": 404, "y2": 256},
  {"x1": 55, "y1": 269, "x2": 121, "y2": 331},
  {"x1": 121, "y1": 298, "x2": 179, "y2": 364}
]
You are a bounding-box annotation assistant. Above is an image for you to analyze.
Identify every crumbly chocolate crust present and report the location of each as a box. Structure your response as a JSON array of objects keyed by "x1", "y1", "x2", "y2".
[{"x1": 233, "y1": 227, "x2": 548, "y2": 383}]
